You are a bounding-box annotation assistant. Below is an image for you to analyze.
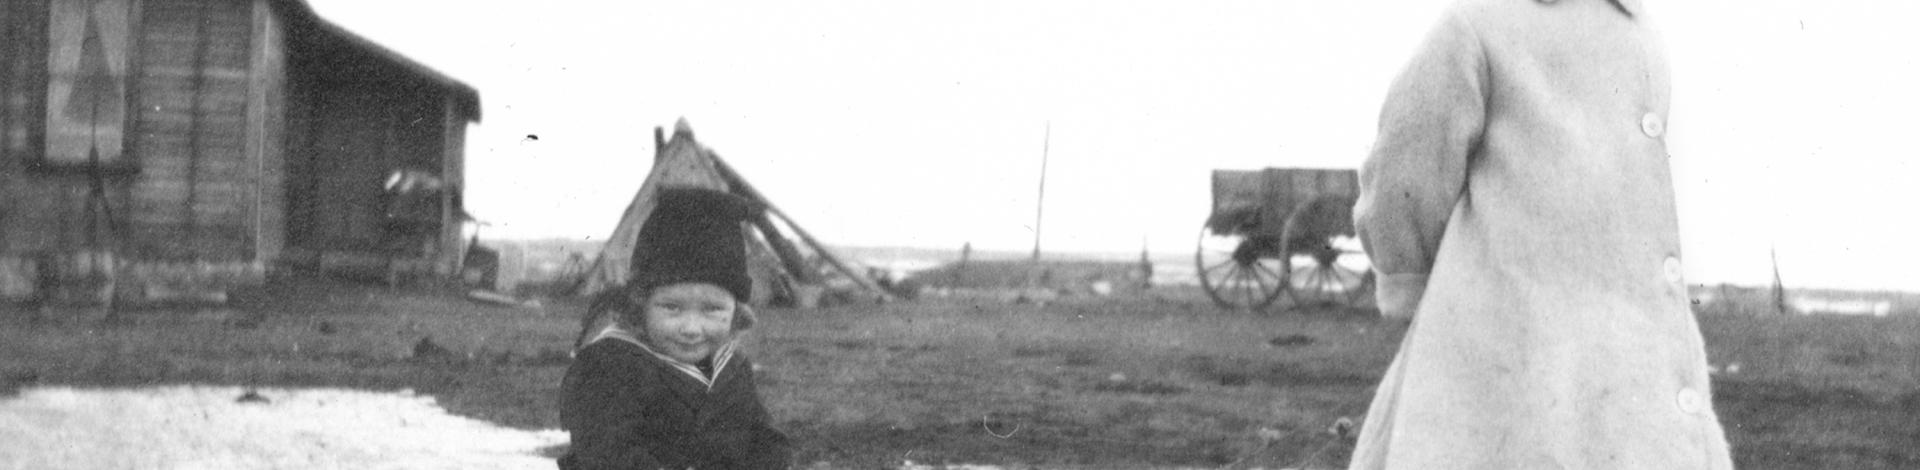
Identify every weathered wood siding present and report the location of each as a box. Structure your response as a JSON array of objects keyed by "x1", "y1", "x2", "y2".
[
  {"x1": 246, "y1": 0, "x2": 285, "y2": 262},
  {"x1": 0, "y1": 0, "x2": 24, "y2": 296},
  {"x1": 1, "y1": 0, "x2": 70, "y2": 255},
  {"x1": 437, "y1": 97, "x2": 465, "y2": 272},
  {"x1": 1, "y1": 0, "x2": 283, "y2": 261},
  {"x1": 0, "y1": 0, "x2": 148, "y2": 256},
  {"x1": 3, "y1": 0, "x2": 472, "y2": 296},
  {"x1": 0, "y1": 0, "x2": 296, "y2": 300},
  {"x1": 127, "y1": 0, "x2": 267, "y2": 260}
]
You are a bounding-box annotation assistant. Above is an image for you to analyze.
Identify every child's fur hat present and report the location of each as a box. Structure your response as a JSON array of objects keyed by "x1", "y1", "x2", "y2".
[
  {"x1": 629, "y1": 188, "x2": 762, "y2": 302},
  {"x1": 570, "y1": 188, "x2": 763, "y2": 351}
]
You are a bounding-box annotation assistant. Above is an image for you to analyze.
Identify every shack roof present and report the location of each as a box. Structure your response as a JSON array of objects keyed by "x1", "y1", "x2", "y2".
[{"x1": 276, "y1": 0, "x2": 482, "y2": 123}]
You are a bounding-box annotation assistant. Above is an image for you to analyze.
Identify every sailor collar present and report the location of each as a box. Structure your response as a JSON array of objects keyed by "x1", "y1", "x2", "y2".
[{"x1": 587, "y1": 324, "x2": 739, "y2": 390}]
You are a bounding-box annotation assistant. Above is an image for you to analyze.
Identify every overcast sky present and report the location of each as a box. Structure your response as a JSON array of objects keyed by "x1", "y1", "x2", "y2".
[{"x1": 306, "y1": 0, "x2": 1919, "y2": 292}]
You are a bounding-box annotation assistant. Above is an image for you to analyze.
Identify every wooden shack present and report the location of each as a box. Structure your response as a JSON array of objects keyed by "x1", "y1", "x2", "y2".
[{"x1": 0, "y1": 0, "x2": 480, "y2": 305}]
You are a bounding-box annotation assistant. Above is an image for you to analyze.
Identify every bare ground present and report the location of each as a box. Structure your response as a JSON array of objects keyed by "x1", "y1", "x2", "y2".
[{"x1": 2, "y1": 274, "x2": 1914, "y2": 469}]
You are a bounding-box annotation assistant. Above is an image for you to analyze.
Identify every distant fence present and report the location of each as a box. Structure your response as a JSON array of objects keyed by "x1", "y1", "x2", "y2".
[
  {"x1": 905, "y1": 259, "x2": 1153, "y2": 294},
  {"x1": 465, "y1": 239, "x2": 598, "y2": 294}
]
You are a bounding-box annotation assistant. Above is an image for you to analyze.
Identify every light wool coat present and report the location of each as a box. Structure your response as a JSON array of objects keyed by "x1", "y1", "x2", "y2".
[{"x1": 1349, "y1": 0, "x2": 1735, "y2": 468}]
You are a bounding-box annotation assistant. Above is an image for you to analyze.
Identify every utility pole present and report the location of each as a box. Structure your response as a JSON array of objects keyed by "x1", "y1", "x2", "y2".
[
  {"x1": 1770, "y1": 246, "x2": 1788, "y2": 315},
  {"x1": 1031, "y1": 122, "x2": 1050, "y2": 262}
]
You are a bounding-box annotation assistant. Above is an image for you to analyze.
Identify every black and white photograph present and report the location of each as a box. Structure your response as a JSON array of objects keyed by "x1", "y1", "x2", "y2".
[{"x1": 1, "y1": 0, "x2": 1916, "y2": 468}]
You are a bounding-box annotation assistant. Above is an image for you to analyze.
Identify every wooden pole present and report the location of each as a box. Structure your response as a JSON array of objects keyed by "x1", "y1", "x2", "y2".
[
  {"x1": 748, "y1": 214, "x2": 822, "y2": 285},
  {"x1": 1771, "y1": 246, "x2": 1788, "y2": 315},
  {"x1": 653, "y1": 126, "x2": 666, "y2": 156},
  {"x1": 1031, "y1": 122, "x2": 1049, "y2": 262},
  {"x1": 703, "y1": 157, "x2": 820, "y2": 285},
  {"x1": 706, "y1": 153, "x2": 895, "y2": 301}
]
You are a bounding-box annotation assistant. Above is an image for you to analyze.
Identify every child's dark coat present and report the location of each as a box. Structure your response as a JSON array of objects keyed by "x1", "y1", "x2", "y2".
[{"x1": 559, "y1": 338, "x2": 791, "y2": 470}]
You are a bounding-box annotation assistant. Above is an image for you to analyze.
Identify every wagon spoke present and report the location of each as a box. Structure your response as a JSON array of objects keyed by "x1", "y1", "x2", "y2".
[
  {"x1": 1328, "y1": 263, "x2": 1349, "y2": 278},
  {"x1": 1249, "y1": 264, "x2": 1273, "y2": 306},
  {"x1": 1340, "y1": 267, "x2": 1371, "y2": 304},
  {"x1": 1334, "y1": 265, "x2": 1363, "y2": 289},
  {"x1": 1240, "y1": 268, "x2": 1261, "y2": 310},
  {"x1": 1222, "y1": 265, "x2": 1242, "y2": 306},
  {"x1": 1212, "y1": 263, "x2": 1234, "y2": 285},
  {"x1": 1198, "y1": 225, "x2": 1248, "y2": 310},
  {"x1": 1322, "y1": 269, "x2": 1342, "y2": 302},
  {"x1": 1260, "y1": 261, "x2": 1285, "y2": 287},
  {"x1": 1216, "y1": 265, "x2": 1237, "y2": 306},
  {"x1": 1204, "y1": 259, "x2": 1239, "y2": 278},
  {"x1": 1227, "y1": 266, "x2": 1251, "y2": 308},
  {"x1": 1303, "y1": 267, "x2": 1332, "y2": 304},
  {"x1": 1252, "y1": 260, "x2": 1282, "y2": 281},
  {"x1": 1247, "y1": 267, "x2": 1267, "y2": 308}
]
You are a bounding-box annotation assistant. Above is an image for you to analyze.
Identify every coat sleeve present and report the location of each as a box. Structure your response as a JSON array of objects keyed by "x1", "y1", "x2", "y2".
[
  {"x1": 721, "y1": 357, "x2": 794, "y2": 470},
  {"x1": 1355, "y1": 9, "x2": 1487, "y2": 319},
  {"x1": 559, "y1": 345, "x2": 669, "y2": 470}
]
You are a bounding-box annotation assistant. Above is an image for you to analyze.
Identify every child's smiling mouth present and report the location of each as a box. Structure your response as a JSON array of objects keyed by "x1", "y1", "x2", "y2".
[{"x1": 664, "y1": 340, "x2": 713, "y2": 353}]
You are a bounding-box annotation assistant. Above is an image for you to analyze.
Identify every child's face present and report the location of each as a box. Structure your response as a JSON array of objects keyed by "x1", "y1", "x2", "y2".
[{"x1": 638, "y1": 282, "x2": 737, "y2": 363}]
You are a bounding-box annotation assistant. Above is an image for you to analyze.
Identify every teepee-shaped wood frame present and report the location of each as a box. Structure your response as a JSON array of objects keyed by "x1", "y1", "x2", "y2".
[{"x1": 574, "y1": 119, "x2": 892, "y2": 307}]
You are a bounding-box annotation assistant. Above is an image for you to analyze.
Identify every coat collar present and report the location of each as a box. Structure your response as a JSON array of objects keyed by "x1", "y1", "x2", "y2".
[{"x1": 586, "y1": 324, "x2": 739, "y2": 391}]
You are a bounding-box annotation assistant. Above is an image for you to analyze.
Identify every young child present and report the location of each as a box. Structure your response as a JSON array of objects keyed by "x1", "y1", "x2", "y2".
[{"x1": 559, "y1": 188, "x2": 792, "y2": 470}]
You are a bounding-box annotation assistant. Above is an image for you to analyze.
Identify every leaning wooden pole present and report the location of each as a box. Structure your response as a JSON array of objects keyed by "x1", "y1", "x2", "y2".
[
  {"x1": 747, "y1": 216, "x2": 822, "y2": 285},
  {"x1": 707, "y1": 153, "x2": 895, "y2": 301},
  {"x1": 703, "y1": 157, "x2": 820, "y2": 284},
  {"x1": 1031, "y1": 122, "x2": 1050, "y2": 262},
  {"x1": 1771, "y1": 246, "x2": 1788, "y2": 315}
]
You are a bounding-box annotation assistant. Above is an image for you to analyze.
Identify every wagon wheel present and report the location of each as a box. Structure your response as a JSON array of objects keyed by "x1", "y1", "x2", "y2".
[
  {"x1": 1282, "y1": 233, "x2": 1373, "y2": 310},
  {"x1": 1195, "y1": 225, "x2": 1289, "y2": 311}
]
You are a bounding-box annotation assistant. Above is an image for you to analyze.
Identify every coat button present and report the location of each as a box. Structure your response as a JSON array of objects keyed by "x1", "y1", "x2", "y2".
[
  {"x1": 1663, "y1": 256, "x2": 1683, "y2": 284},
  {"x1": 1641, "y1": 113, "x2": 1666, "y2": 138},
  {"x1": 1676, "y1": 388, "x2": 1705, "y2": 415}
]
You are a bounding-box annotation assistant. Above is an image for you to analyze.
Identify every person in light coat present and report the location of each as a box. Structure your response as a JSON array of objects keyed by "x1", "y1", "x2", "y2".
[{"x1": 1348, "y1": 0, "x2": 1735, "y2": 468}]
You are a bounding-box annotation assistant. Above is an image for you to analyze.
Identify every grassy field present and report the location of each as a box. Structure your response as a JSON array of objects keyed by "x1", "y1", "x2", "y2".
[{"x1": 2, "y1": 274, "x2": 1916, "y2": 469}]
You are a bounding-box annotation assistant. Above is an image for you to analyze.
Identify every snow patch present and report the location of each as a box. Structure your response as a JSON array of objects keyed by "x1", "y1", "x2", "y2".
[{"x1": 0, "y1": 385, "x2": 566, "y2": 470}]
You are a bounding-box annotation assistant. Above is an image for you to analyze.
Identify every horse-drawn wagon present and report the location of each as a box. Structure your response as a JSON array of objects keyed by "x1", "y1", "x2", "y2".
[{"x1": 1197, "y1": 168, "x2": 1373, "y2": 311}]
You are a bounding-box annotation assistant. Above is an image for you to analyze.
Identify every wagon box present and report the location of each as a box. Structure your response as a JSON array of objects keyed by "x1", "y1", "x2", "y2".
[{"x1": 1207, "y1": 168, "x2": 1360, "y2": 236}]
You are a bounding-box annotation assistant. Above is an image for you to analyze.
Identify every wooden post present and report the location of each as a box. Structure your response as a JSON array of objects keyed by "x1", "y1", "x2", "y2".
[
  {"x1": 1138, "y1": 238, "x2": 1154, "y2": 289},
  {"x1": 953, "y1": 242, "x2": 970, "y2": 287},
  {"x1": 653, "y1": 126, "x2": 666, "y2": 157}
]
